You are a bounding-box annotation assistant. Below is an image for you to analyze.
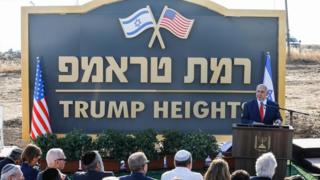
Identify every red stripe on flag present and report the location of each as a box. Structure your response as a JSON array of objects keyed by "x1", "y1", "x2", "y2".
[
  {"x1": 175, "y1": 13, "x2": 193, "y2": 24},
  {"x1": 161, "y1": 19, "x2": 189, "y2": 32},
  {"x1": 31, "y1": 114, "x2": 43, "y2": 137},
  {"x1": 160, "y1": 20, "x2": 187, "y2": 35},
  {"x1": 38, "y1": 99, "x2": 49, "y2": 120},
  {"x1": 160, "y1": 21, "x2": 187, "y2": 38},
  {"x1": 33, "y1": 102, "x2": 51, "y2": 134}
]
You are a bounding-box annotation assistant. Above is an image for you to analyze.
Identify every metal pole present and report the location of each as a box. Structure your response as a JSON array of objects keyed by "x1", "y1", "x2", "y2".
[{"x1": 285, "y1": 0, "x2": 291, "y2": 58}]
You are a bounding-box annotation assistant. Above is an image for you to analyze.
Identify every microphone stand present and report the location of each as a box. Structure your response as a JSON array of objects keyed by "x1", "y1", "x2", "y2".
[{"x1": 264, "y1": 104, "x2": 309, "y2": 126}]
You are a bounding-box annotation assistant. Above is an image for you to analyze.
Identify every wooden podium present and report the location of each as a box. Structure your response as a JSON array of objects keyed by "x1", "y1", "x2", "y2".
[{"x1": 232, "y1": 124, "x2": 293, "y2": 179}]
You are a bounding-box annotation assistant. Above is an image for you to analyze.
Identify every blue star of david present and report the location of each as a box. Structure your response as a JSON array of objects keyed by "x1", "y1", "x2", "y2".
[
  {"x1": 134, "y1": 19, "x2": 141, "y2": 27},
  {"x1": 267, "y1": 89, "x2": 273, "y2": 100}
]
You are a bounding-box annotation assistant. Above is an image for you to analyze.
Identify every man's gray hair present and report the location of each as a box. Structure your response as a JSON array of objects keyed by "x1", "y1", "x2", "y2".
[
  {"x1": 1, "y1": 164, "x2": 22, "y2": 180},
  {"x1": 256, "y1": 84, "x2": 268, "y2": 91},
  {"x1": 128, "y1": 152, "x2": 149, "y2": 172},
  {"x1": 255, "y1": 152, "x2": 277, "y2": 178},
  {"x1": 46, "y1": 148, "x2": 65, "y2": 167}
]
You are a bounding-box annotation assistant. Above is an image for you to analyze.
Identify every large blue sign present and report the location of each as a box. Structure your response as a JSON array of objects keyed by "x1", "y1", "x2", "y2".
[{"x1": 22, "y1": 0, "x2": 286, "y2": 140}]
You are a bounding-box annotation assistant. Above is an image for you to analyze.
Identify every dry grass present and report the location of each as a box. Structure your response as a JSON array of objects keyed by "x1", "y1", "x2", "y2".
[
  {"x1": 288, "y1": 46, "x2": 320, "y2": 63},
  {"x1": 0, "y1": 59, "x2": 21, "y2": 73}
]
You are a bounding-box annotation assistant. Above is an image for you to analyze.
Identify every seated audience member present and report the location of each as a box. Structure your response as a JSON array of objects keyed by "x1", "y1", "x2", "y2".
[
  {"x1": 1, "y1": 164, "x2": 24, "y2": 180},
  {"x1": 73, "y1": 151, "x2": 114, "y2": 180},
  {"x1": 204, "y1": 158, "x2": 230, "y2": 180},
  {"x1": 42, "y1": 168, "x2": 64, "y2": 180},
  {"x1": 251, "y1": 152, "x2": 277, "y2": 180},
  {"x1": 37, "y1": 148, "x2": 67, "y2": 180},
  {"x1": 119, "y1": 152, "x2": 154, "y2": 180},
  {"x1": 21, "y1": 144, "x2": 42, "y2": 180},
  {"x1": 0, "y1": 147, "x2": 23, "y2": 172},
  {"x1": 284, "y1": 175, "x2": 305, "y2": 180},
  {"x1": 231, "y1": 170, "x2": 250, "y2": 180},
  {"x1": 161, "y1": 150, "x2": 203, "y2": 180}
]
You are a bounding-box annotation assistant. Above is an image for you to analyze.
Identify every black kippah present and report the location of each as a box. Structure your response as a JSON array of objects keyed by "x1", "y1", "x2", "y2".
[
  {"x1": 42, "y1": 168, "x2": 60, "y2": 180},
  {"x1": 81, "y1": 151, "x2": 96, "y2": 166}
]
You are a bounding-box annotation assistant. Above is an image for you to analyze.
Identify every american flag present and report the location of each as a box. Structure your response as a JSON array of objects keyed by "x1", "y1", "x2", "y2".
[
  {"x1": 159, "y1": 7, "x2": 194, "y2": 39},
  {"x1": 30, "y1": 57, "x2": 52, "y2": 140}
]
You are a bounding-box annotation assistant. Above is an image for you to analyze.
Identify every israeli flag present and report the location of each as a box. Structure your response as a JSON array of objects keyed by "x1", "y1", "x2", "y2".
[
  {"x1": 119, "y1": 7, "x2": 155, "y2": 38},
  {"x1": 263, "y1": 52, "x2": 275, "y2": 101}
]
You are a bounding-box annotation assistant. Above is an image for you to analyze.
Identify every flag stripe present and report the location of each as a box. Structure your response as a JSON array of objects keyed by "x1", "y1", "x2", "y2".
[
  {"x1": 36, "y1": 99, "x2": 49, "y2": 120},
  {"x1": 120, "y1": 10, "x2": 150, "y2": 24},
  {"x1": 33, "y1": 107, "x2": 51, "y2": 134},
  {"x1": 175, "y1": 13, "x2": 193, "y2": 26},
  {"x1": 160, "y1": 17, "x2": 192, "y2": 32},
  {"x1": 31, "y1": 114, "x2": 42, "y2": 137},
  {"x1": 160, "y1": 19, "x2": 188, "y2": 35},
  {"x1": 126, "y1": 22, "x2": 154, "y2": 36},
  {"x1": 30, "y1": 124, "x2": 37, "y2": 140},
  {"x1": 160, "y1": 21, "x2": 186, "y2": 38},
  {"x1": 161, "y1": 18, "x2": 189, "y2": 32},
  {"x1": 33, "y1": 108, "x2": 49, "y2": 135},
  {"x1": 34, "y1": 100, "x2": 49, "y2": 126}
]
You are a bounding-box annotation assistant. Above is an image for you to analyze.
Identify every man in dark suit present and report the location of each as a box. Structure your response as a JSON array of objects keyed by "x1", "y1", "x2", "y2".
[
  {"x1": 0, "y1": 147, "x2": 22, "y2": 172},
  {"x1": 73, "y1": 151, "x2": 114, "y2": 180},
  {"x1": 242, "y1": 84, "x2": 282, "y2": 125},
  {"x1": 119, "y1": 152, "x2": 155, "y2": 180}
]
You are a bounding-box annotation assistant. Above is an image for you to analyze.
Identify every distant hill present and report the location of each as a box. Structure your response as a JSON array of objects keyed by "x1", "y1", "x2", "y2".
[{"x1": 0, "y1": 49, "x2": 21, "y2": 60}]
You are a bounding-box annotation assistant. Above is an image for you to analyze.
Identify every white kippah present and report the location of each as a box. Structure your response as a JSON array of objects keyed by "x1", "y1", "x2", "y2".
[
  {"x1": 174, "y1": 150, "x2": 191, "y2": 161},
  {"x1": 1, "y1": 164, "x2": 20, "y2": 179}
]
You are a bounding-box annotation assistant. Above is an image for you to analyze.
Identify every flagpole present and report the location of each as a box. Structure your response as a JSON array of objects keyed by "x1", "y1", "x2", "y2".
[{"x1": 148, "y1": 5, "x2": 166, "y2": 49}]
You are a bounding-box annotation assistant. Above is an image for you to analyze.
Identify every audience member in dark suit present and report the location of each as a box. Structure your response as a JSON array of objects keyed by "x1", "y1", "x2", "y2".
[
  {"x1": 0, "y1": 147, "x2": 22, "y2": 172},
  {"x1": 241, "y1": 84, "x2": 282, "y2": 125},
  {"x1": 42, "y1": 168, "x2": 62, "y2": 180},
  {"x1": 20, "y1": 144, "x2": 42, "y2": 180},
  {"x1": 73, "y1": 151, "x2": 114, "y2": 180},
  {"x1": 119, "y1": 152, "x2": 155, "y2": 180},
  {"x1": 250, "y1": 152, "x2": 277, "y2": 180},
  {"x1": 37, "y1": 148, "x2": 68, "y2": 180}
]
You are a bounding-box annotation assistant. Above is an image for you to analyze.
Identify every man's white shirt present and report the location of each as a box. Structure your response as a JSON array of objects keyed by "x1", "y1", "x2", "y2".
[{"x1": 161, "y1": 167, "x2": 203, "y2": 180}]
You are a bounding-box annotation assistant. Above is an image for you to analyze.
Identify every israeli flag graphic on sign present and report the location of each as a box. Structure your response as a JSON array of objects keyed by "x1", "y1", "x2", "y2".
[
  {"x1": 263, "y1": 52, "x2": 275, "y2": 101},
  {"x1": 119, "y1": 6, "x2": 155, "y2": 38}
]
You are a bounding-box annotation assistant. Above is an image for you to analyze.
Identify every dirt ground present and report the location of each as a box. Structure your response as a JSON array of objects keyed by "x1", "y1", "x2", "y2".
[{"x1": 0, "y1": 61, "x2": 319, "y2": 147}]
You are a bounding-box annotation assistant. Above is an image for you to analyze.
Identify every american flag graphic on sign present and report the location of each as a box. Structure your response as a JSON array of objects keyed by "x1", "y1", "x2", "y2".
[
  {"x1": 30, "y1": 57, "x2": 52, "y2": 140},
  {"x1": 159, "y1": 7, "x2": 194, "y2": 39}
]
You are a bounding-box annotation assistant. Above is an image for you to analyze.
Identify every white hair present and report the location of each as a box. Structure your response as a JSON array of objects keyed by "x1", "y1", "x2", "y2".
[
  {"x1": 46, "y1": 148, "x2": 65, "y2": 167},
  {"x1": 255, "y1": 152, "x2": 277, "y2": 178},
  {"x1": 1, "y1": 164, "x2": 22, "y2": 180}
]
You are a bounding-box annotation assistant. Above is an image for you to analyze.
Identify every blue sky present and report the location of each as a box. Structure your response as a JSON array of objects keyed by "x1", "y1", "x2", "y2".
[{"x1": 0, "y1": 0, "x2": 319, "y2": 51}]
